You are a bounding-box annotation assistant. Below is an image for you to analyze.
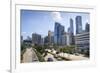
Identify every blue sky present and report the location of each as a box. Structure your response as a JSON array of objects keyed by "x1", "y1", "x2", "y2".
[{"x1": 21, "y1": 10, "x2": 90, "y2": 40}]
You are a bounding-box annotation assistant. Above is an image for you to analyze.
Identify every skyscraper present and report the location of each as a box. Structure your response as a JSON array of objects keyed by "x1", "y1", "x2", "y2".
[
  {"x1": 48, "y1": 30, "x2": 52, "y2": 44},
  {"x1": 85, "y1": 23, "x2": 90, "y2": 32},
  {"x1": 67, "y1": 18, "x2": 75, "y2": 45},
  {"x1": 61, "y1": 32, "x2": 67, "y2": 45},
  {"x1": 44, "y1": 36, "x2": 49, "y2": 45},
  {"x1": 68, "y1": 27, "x2": 70, "y2": 33},
  {"x1": 66, "y1": 32, "x2": 70, "y2": 46},
  {"x1": 76, "y1": 16, "x2": 82, "y2": 34},
  {"x1": 32, "y1": 33, "x2": 42, "y2": 45},
  {"x1": 48, "y1": 30, "x2": 54, "y2": 45},
  {"x1": 70, "y1": 18, "x2": 74, "y2": 34},
  {"x1": 67, "y1": 27, "x2": 70, "y2": 46},
  {"x1": 54, "y1": 22, "x2": 65, "y2": 45},
  {"x1": 70, "y1": 18, "x2": 75, "y2": 45}
]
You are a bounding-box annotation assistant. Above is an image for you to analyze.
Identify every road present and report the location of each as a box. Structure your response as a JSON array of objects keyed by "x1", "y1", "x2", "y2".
[
  {"x1": 22, "y1": 48, "x2": 39, "y2": 63},
  {"x1": 22, "y1": 48, "x2": 89, "y2": 63}
]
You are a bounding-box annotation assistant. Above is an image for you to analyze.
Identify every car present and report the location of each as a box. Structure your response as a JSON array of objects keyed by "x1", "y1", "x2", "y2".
[{"x1": 47, "y1": 58, "x2": 53, "y2": 61}]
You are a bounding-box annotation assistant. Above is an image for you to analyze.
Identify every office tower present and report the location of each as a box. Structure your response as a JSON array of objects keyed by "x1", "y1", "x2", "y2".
[
  {"x1": 32, "y1": 33, "x2": 42, "y2": 45},
  {"x1": 68, "y1": 27, "x2": 70, "y2": 33},
  {"x1": 67, "y1": 18, "x2": 75, "y2": 45},
  {"x1": 75, "y1": 32, "x2": 89, "y2": 55},
  {"x1": 70, "y1": 18, "x2": 75, "y2": 45},
  {"x1": 41, "y1": 37, "x2": 44, "y2": 45},
  {"x1": 61, "y1": 32, "x2": 67, "y2": 46},
  {"x1": 54, "y1": 22, "x2": 65, "y2": 45},
  {"x1": 76, "y1": 16, "x2": 82, "y2": 34},
  {"x1": 85, "y1": 23, "x2": 90, "y2": 32},
  {"x1": 66, "y1": 32, "x2": 70, "y2": 46},
  {"x1": 44, "y1": 36, "x2": 49, "y2": 45},
  {"x1": 48, "y1": 30, "x2": 52, "y2": 45},
  {"x1": 48, "y1": 30, "x2": 54, "y2": 45},
  {"x1": 70, "y1": 18, "x2": 74, "y2": 34}
]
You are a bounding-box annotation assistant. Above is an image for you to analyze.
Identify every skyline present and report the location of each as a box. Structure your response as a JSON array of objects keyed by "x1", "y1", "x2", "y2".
[{"x1": 21, "y1": 10, "x2": 90, "y2": 40}]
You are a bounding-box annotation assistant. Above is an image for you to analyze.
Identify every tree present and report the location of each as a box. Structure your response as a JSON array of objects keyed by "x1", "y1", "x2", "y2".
[
  {"x1": 33, "y1": 49, "x2": 45, "y2": 62},
  {"x1": 59, "y1": 45, "x2": 75, "y2": 54},
  {"x1": 33, "y1": 45, "x2": 45, "y2": 54}
]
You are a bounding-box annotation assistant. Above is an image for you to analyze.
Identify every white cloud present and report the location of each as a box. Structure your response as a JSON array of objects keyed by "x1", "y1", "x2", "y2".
[{"x1": 51, "y1": 12, "x2": 62, "y2": 22}]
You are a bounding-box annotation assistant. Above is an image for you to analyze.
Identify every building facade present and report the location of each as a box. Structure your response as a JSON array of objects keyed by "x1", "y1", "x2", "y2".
[
  {"x1": 67, "y1": 18, "x2": 75, "y2": 46},
  {"x1": 85, "y1": 23, "x2": 90, "y2": 32},
  {"x1": 54, "y1": 22, "x2": 65, "y2": 46},
  {"x1": 70, "y1": 18, "x2": 74, "y2": 34},
  {"x1": 32, "y1": 33, "x2": 42, "y2": 45},
  {"x1": 48, "y1": 30, "x2": 54, "y2": 45},
  {"x1": 76, "y1": 16, "x2": 82, "y2": 34},
  {"x1": 75, "y1": 32, "x2": 89, "y2": 53},
  {"x1": 61, "y1": 32, "x2": 67, "y2": 45},
  {"x1": 70, "y1": 18, "x2": 75, "y2": 45}
]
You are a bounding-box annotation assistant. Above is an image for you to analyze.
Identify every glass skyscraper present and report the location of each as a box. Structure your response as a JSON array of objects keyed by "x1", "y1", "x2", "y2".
[
  {"x1": 70, "y1": 18, "x2": 74, "y2": 34},
  {"x1": 70, "y1": 18, "x2": 75, "y2": 45},
  {"x1": 76, "y1": 16, "x2": 82, "y2": 34},
  {"x1": 68, "y1": 18, "x2": 75, "y2": 45},
  {"x1": 54, "y1": 22, "x2": 65, "y2": 45},
  {"x1": 85, "y1": 23, "x2": 90, "y2": 32}
]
